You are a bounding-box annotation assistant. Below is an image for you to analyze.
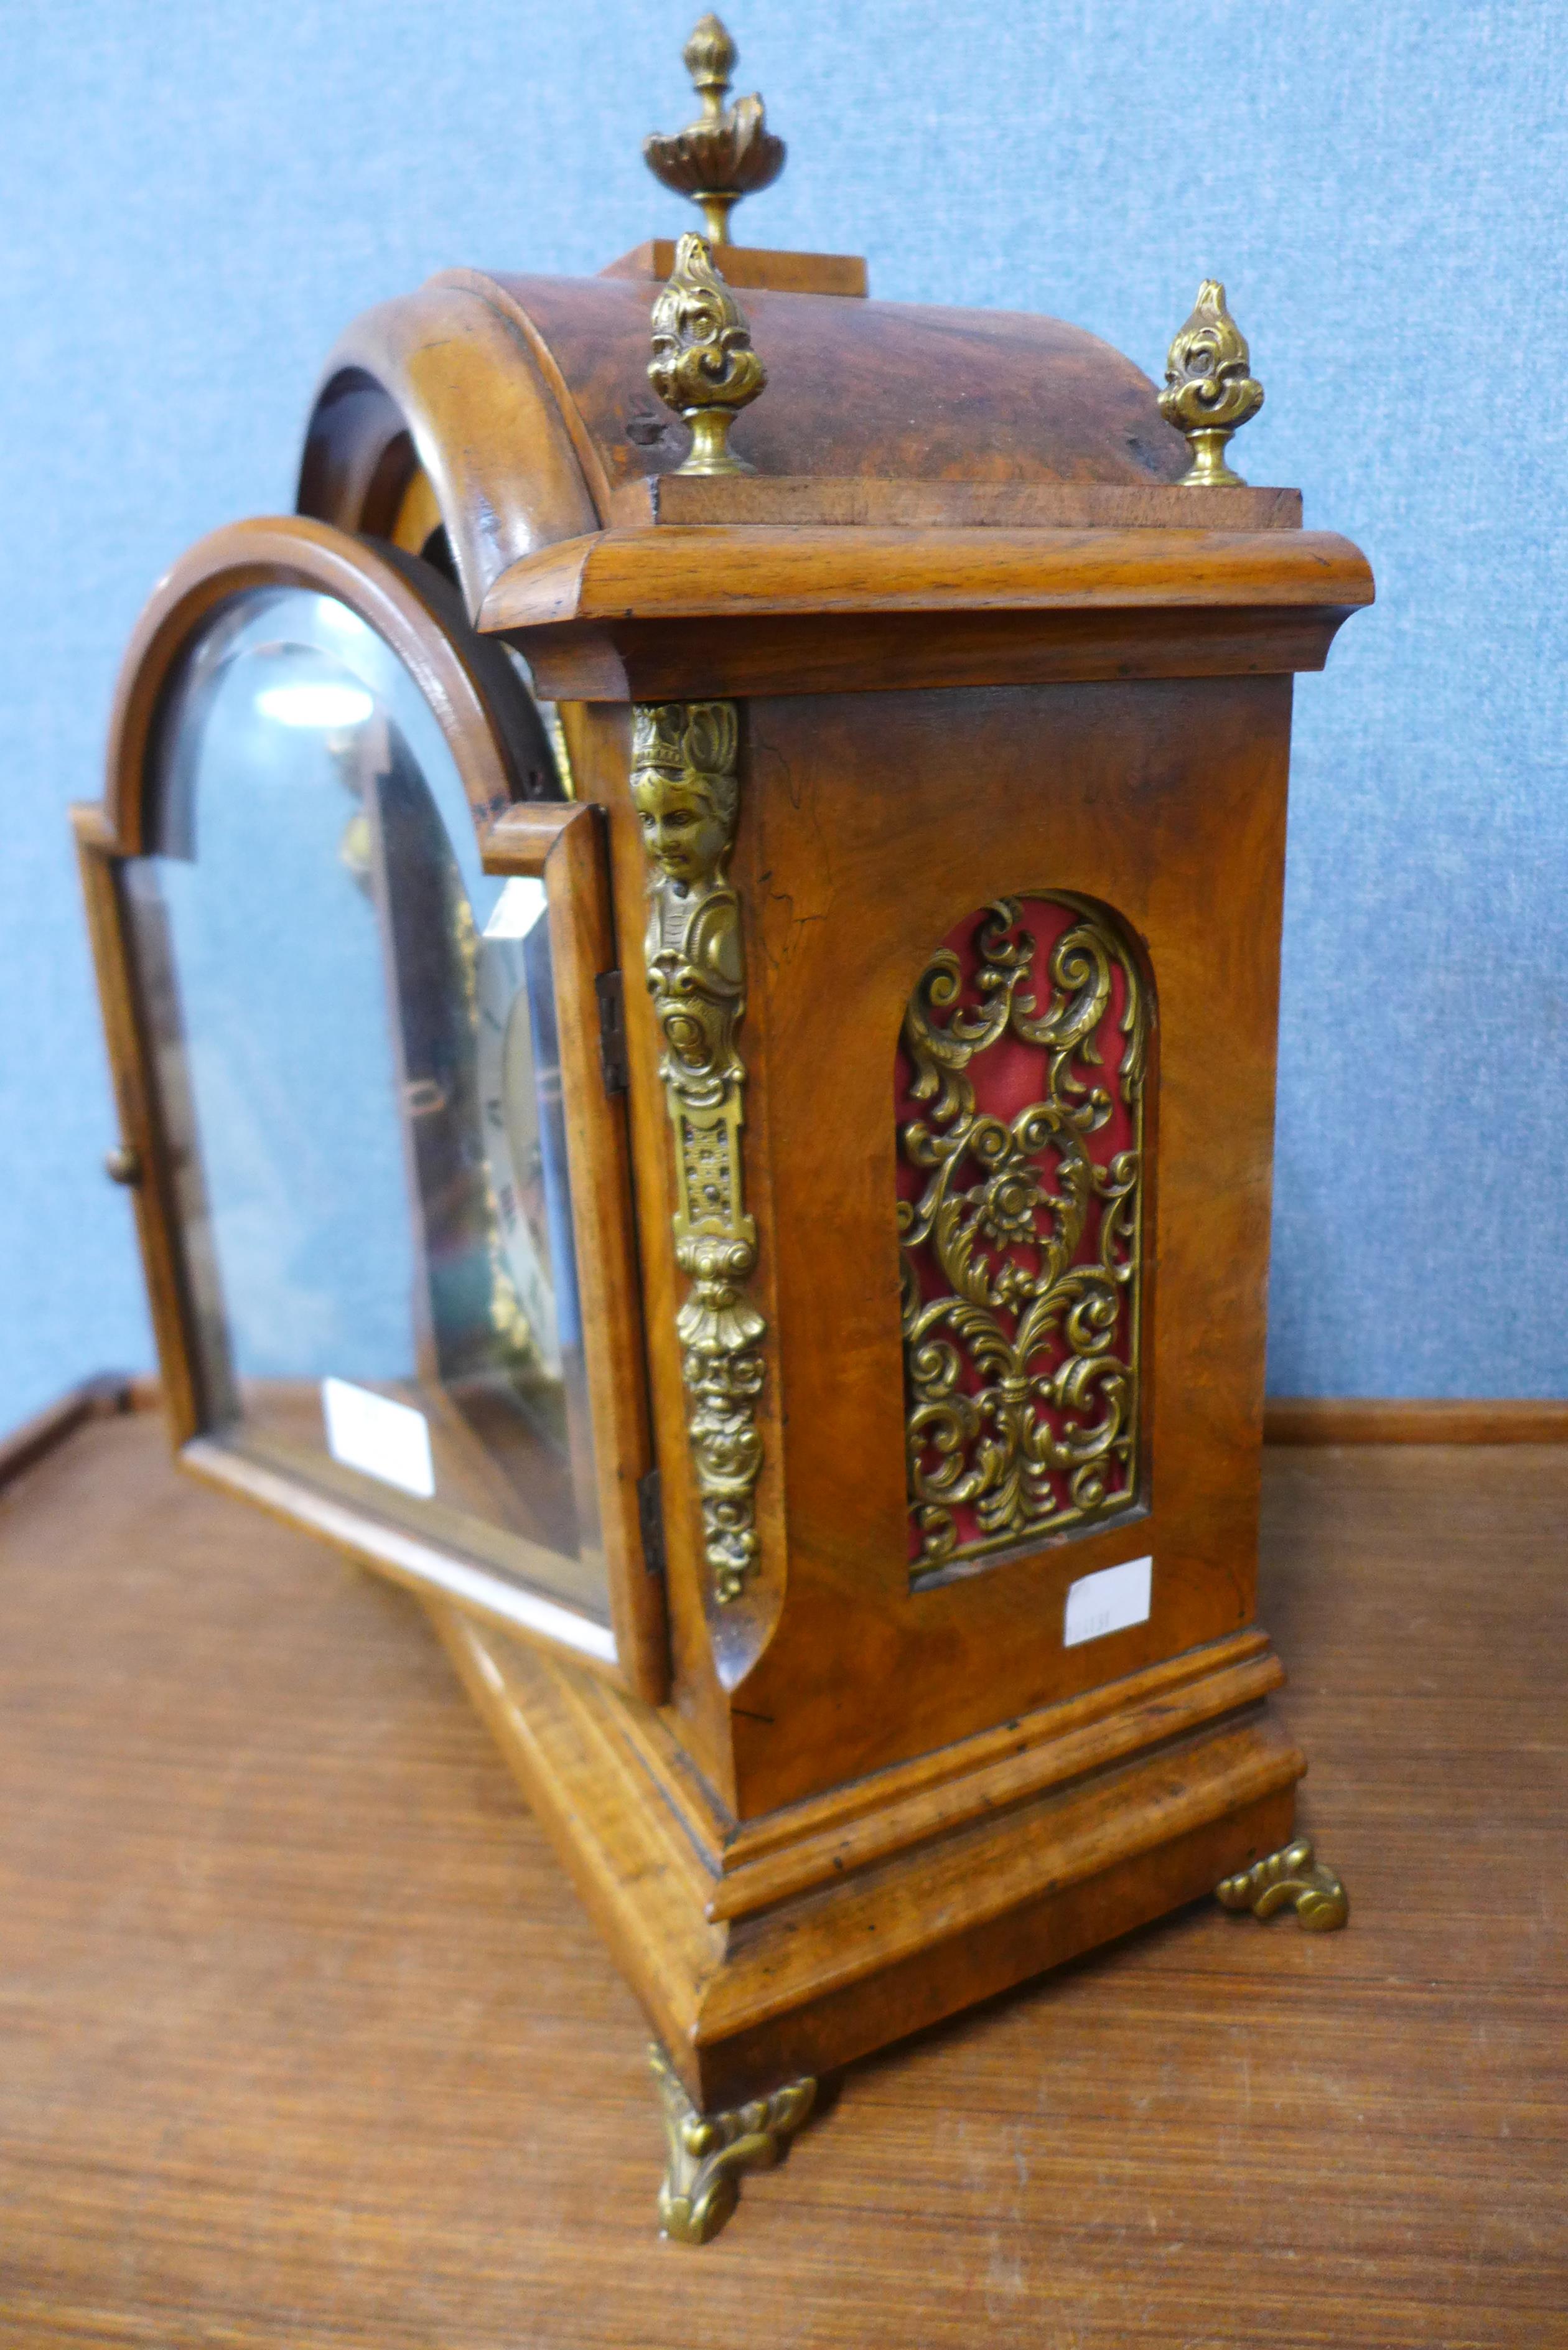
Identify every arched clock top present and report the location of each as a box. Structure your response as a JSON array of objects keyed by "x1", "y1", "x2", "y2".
[
  {"x1": 99, "y1": 518, "x2": 554, "y2": 859},
  {"x1": 294, "y1": 263, "x2": 1201, "y2": 627},
  {"x1": 295, "y1": 283, "x2": 602, "y2": 625}
]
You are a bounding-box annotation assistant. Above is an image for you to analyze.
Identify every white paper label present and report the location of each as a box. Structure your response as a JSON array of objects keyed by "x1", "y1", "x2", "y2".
[
  {"x1": 1063, "y1": 1554, "x2": 1152, "y2": 1648},
  {"x1": 321, "y1": 1378, "x2": 435, "y2": 1499}
]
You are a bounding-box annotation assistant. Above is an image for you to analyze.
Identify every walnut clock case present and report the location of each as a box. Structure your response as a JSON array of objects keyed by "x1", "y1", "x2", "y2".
[{"x1": 78, "y1": 15, "x2": 1369, "y2": 2246}]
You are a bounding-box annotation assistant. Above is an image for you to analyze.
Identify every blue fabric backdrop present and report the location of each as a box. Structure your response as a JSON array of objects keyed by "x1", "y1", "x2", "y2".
[{"x1": 2, "y1": 0, "x2": 1564, "y2": 1426}]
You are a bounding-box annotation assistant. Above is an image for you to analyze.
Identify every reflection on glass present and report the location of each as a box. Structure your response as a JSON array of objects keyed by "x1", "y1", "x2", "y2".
[{"x1": 128, "y1": 586, "x2": 607, "y2": 1621}]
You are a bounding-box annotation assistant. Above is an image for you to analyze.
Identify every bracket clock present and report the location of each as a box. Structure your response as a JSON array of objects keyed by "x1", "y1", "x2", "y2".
[{"x1": 78, "y1": 14, "x2": 1372, "y2": 2244}]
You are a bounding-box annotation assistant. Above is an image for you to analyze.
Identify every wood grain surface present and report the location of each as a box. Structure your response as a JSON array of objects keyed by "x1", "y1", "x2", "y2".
[
  {"x1": 604, "y1": 475, "x2": 1305, "y2": 531},
  {"x1": 0, "y1": 1373, "x2": 134, "y2": 1491},
  {"x1": 1264, "y1": 1395, "x2": 1568, "y2": 1444},
  {"x1": 1, "y1": 1413, "x2": 1562, "y2": 2347},
  {"x1": 294, "y1": 274, "x2": 1298, "y2": 630},
  {"x1": 477, "y1": 513, "x2": 1371, "y2": 711},
  {"x1": 597, "y1": 241, "x2": 869, "y2": 297},
  {"x1": 588, "y1": 676, "x2": 1302, "y2": 1813},
  {"x1": 470, "y1": 268, "x2": 1194, "y2": 495},
  {"x1": 478, "y1": 522, "x2": 1372, "y2": 629}
]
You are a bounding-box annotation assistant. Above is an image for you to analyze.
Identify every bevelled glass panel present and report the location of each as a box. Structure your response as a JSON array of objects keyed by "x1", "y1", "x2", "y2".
[{"x1": 128, "y1": 586, "x2": 607, "y2": 1621}]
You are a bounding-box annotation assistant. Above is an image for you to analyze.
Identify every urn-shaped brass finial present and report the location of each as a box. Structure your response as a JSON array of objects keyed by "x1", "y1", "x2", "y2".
[
  {"x1": 648, "y1": 233, "x2": 767, "y2": 476},
  {"x1": 1159, "y1": 281, "x2": 1265, "y2": 487},
  {"x1": 643, "y1": 13, "x2": 786, "y2": 246}
]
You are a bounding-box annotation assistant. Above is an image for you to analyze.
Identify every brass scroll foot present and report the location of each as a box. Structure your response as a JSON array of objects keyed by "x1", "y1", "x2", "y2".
[
  {"x1": 1216, "y1": 1837, "x2": 1349, "y2": 1932},
  {"x1": 649, "y1": 2044, "x2": 816, "y2": 2244}
]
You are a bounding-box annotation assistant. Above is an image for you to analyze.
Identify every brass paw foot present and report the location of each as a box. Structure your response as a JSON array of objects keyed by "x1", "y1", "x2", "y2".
[
  {"x1": 649, "y1": 2044, "x2": 816, "y2": 2244},
  {"x1": 1216, "y1": 1837, "x2": 1348, "y2": 1931}
]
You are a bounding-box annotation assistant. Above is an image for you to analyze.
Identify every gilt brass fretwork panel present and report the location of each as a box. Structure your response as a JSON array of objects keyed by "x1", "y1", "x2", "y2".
[{"x1": 896, "y1": 895, "x2": 1148, "y2": 1580}]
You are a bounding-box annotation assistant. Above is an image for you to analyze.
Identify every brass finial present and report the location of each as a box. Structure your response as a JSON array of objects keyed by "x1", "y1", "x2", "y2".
[
  {"x1": 643, "y1": 14, "x2": 785, "y2": 246},
  {"x1": 648, "y1": 234, "x2": 767, "y2": 476},
  {"x1": 1159, "y1": 281, "x2": 1265, "y2": 487}
]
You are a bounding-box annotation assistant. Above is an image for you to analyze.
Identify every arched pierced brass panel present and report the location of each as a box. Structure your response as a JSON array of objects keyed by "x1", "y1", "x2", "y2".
[{"x1": 895, "y1": 894, "x2": 1149, "y2": 1582}]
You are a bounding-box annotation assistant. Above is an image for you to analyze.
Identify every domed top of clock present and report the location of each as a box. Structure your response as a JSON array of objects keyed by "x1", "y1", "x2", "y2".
[
  {"x1": 293, "y1": 13, "x2": 1316, "y2": 635},
  {"x1": 643, "y1": 14, "x2": 786, "y2": 246}
]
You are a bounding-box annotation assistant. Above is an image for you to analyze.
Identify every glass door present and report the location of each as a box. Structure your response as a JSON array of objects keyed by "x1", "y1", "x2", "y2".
[{"x1": 78, "y1": 525, "x2": 663, "y2": 1695}]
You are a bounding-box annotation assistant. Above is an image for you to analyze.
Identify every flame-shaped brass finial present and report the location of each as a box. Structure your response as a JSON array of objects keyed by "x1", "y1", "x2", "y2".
[
  {"x1": 1159, "y1": 281, "x2": 1265, "y2": 487},
  {"x1": 643, "y1": 14, "x2": 786, "y2": 246},
  {"x1": 648, "y1": 233, "x2": 767, "y2": 475}
]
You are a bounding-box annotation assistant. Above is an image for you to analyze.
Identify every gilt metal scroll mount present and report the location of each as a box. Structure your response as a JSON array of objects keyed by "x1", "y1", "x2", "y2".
[
  {"x1": 648, "y1": 232, "x2": 767, "y2": 477},
  {"x1": 1159, "y1": 279, "x2": 1264, "y2": 488},
  {"x1": 632, "y1": 700, "x2": 764, "y2": 1605},
  {"x1": 650, "y1": 2044, "x2": 816, "y2": 2245},
  {"x1": 1216, "y1": 1837, "x2": 1349, "y2": 1931}
]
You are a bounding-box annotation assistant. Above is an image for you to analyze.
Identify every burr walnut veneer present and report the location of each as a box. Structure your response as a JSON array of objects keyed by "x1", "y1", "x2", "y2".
[{"x1": 78, "y1": 212, "x2": 1371, "y2": 2234}]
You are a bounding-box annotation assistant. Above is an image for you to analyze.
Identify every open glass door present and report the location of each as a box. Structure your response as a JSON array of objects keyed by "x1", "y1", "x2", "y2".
[{"x1": 76, "y1": 522, "x2": 663, "y2": 1697}]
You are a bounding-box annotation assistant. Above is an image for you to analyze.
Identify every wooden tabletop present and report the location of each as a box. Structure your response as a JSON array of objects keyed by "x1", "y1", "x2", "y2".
[{"x1": 1, "y1": 1409, "x2": 1563, "y2": 2347}]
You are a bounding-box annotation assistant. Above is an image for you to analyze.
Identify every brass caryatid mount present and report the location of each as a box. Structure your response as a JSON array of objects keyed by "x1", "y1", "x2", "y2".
[
  {"x1": 644, "y1": 12, "x2": 785, "y2": 246},
  {"x1": 1159, "y1": 280, "x2": 1264, "y2": 488},
  {"x1": 632, "y1": 700, "x2": 765, "y2": 1607},
  {"x1": 648, "y1": 233, "x2": 767, "y2": 478}
]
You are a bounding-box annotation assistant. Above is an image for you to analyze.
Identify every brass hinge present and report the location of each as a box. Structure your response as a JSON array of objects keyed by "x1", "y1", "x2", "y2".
[
  {"x1": 595, "y1": 968, "x2": 630, "y2": 1096},
  {"x1": 637, "y1": 1468, "x2": 666, "y2": 1580}
]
